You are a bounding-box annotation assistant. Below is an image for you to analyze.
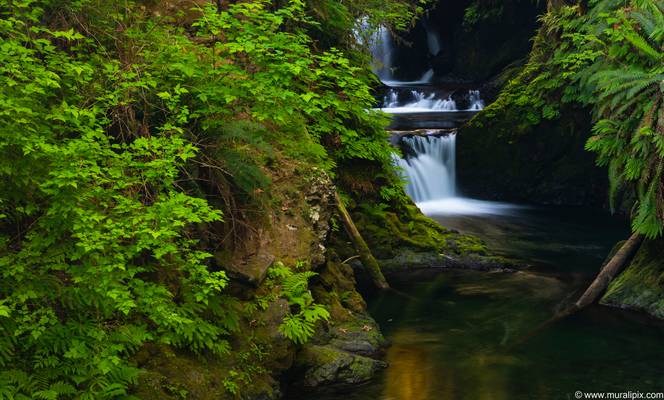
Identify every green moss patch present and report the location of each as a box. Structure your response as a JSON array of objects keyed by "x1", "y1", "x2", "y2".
[{"x1": 602, "y1": 239, "x2": 664, "y2": 319}]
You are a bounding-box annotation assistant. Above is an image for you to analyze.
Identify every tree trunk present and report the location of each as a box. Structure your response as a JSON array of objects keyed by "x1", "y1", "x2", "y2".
[
  {"x1": 572, "y1": 232, "x2": 643, "y2": 310},
  {"x1": 334, "y1": 192, "x2": 390, "y2": 290}
]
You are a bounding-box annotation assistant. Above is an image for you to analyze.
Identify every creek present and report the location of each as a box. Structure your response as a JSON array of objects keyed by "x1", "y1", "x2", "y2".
[
  {"x1": 299, "y1": 141, "x2": 664, "y2": 398},
  {"x1": 298, "y1": 16, "x2": 664, "y2": 399}
]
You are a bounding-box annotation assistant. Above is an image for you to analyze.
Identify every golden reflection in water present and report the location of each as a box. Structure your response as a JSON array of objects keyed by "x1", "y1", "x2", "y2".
[
  {"x1": 382, "y1": 329, "x2": 525, "y2": 400},
  {"x1": 383, "y1": 329, "x2": 448, "y2": 400}
]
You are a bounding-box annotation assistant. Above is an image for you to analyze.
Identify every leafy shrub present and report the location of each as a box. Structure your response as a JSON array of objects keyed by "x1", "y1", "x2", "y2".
[{"x1": 0, "y1": 0, "x2": 423, "y2": 396}]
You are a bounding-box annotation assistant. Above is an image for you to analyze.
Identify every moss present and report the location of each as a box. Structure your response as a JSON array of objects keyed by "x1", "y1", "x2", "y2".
[
  {"x1": 347, "y1": 201, "x2": 487, "y2": 260},
  {"x1": 457, "y1": 101, "x2": 606, "y2": 206},
  {"x1": 295, "y1": 345, "x2": 386, "y2": 388},
  {"x1": 601, "y1": 238, "x2": 664, "y2": 319},
  {"x1": 133, "y1": 291, "x2": 296, "y2": 399},
  {"x1": 133, "y1": 345, "x2": 229, "y2": 400},
  {"x1": 453, "y1": 23, "x2": 607, "y2": 207}
]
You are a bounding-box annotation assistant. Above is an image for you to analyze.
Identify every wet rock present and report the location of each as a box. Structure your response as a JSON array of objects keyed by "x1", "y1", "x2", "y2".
[
  {"x1": 376, "y1": 249, "x2": 518, "y2": 274},
  {"x1": 295, "y1": 345, "x2": 387, "y2": 388},
  {"x1": 327, "y1": 316, "x2": 387, "y2": 357},
  {"x1": 307, "y1": 308, "x2": 387, "y2": 359}
]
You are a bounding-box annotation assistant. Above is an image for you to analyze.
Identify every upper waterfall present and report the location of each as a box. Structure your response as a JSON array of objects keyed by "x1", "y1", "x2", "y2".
[
  {"x1": 370, "y1": 26, "x2": 394, "y2": 82},
  {"x1": 380, "y1": 89, "x2": 485, "y2": 113}
]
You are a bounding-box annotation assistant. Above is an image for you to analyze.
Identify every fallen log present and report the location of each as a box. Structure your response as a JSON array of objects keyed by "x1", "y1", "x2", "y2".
[
  {"x1": 334, "y1": 191, "x2": 390, "y2": 290},
  {"x1": 515, "y1": 232, "x2": 643, "y2": 345}
]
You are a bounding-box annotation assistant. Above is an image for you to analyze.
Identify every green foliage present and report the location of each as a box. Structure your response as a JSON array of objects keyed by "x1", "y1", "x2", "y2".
[
  {"x1": 579, "y1": 0, "x2": 664, "y2": 238},
  {"x1": 267, "y1": 262, "x2": 330, "y2": 345},
  {"x1": 0, "y1": 0, "x2": 423, "y2": 396},
  {"x1": 0, "y1": 1, "x2": 237, "y2": 397},
  {"x1": 481, "y1": 0, "x2": 664, "y2": 238},
  {"x1": 221, "y1": 343, "x2": 269, "y2": 396}
]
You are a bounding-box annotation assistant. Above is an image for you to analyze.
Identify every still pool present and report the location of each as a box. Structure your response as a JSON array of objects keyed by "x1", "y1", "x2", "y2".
[{"x1": 288, "y1": 205, "x2": 664, "y2": 400}]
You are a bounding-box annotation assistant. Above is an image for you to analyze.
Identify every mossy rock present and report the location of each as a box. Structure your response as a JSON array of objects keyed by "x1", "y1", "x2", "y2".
[
  {"x1": 294, "y1": 345, "x2": 387, "y2": 388},
  {"x1": 347, "y1": 201, "x2": 488, "y2": 260},
  {"x1": 601, "y1": 238, "x2": 664, "y2": 319}
]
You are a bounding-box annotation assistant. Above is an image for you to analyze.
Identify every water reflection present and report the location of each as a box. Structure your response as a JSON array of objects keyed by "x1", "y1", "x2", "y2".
[
  {"x1": 377, "y1": 271, "x2": 563, "y2": 400},
  {"x1": 285, "y1": 207, "x2": 664, "y2": 400},
  {"x1": 383, "y1": 331, "x2": 436, "y2": 400}
]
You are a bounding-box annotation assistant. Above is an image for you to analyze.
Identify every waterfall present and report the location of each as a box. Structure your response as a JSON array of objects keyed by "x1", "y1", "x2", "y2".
[
  {"x1": 422, "y1": 21, "x2": 441, "y2": 56},
  {"x1": 395, "y1": 133, "x2": 518, "y2": 215},
  {"x1": 395, "y1": 133, "x2": 456, "y2": 202},
  {"x1": 370, "y1": 26, "x2": 394, "y2": 82},
  {"x1": 355, "y1": 19, "x2": 395, "y2": 82},
  {"x1": 419, "y1": 69, "x2": 434, "y2": 83},
  {"x1": 468, "y1": 90, "x2": 485, "y2": 110},
  {"x1": 383, "y1": 89, "x2": 399, "y2": 108}
]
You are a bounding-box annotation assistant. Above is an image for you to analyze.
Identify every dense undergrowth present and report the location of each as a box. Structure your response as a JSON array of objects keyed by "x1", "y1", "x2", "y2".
[
  {"x1": 476, "y1": 0, "x2": 663, "y2": 237},
  {"x1": 0, "y1": 0, "x2": 428, "y2": 397}
]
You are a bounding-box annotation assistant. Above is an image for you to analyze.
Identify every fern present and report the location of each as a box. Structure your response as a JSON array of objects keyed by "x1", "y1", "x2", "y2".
[
  {"x1": 267, "y1": 262, "x2": 330, "y2": 344},
  {"x1": 577, "y1": 0, "x2": 664, "y2": 237}
]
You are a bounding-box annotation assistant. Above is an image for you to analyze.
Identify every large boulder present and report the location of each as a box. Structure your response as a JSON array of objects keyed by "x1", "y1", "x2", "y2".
[{"x1": 294, "y1": 345, "x2": 387, "y2": 388}]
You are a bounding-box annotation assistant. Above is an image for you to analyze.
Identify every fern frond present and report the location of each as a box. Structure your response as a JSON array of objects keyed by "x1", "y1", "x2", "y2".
[{"x1": 622, "y1": 25, "x2": 663, "y2": 60}]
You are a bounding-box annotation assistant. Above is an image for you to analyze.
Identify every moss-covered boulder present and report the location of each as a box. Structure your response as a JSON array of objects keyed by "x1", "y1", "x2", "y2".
[
  {"x1": 601, "y1": 238, "x2": 664, "y2": 318},
  {"x1": 328, "y1": 199, "x2": 517, "y2": 275},
  {"x1": 310, "y1": 258, "x2": 388, "y2": 359},
  {"x1": 283, "y1": 257, "x2": 388, "y2": 390},
  {"x1": 294, "y1": 345, "x2": 387, "y2": 388},
  {"x1": 348, "y1": 202, "x2": 487, "y2": 259}
]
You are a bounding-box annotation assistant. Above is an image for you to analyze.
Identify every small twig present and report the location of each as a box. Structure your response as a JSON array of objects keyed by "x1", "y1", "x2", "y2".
[{"x1": 341, "y1": 255, "x2": 360, "y2": 265}]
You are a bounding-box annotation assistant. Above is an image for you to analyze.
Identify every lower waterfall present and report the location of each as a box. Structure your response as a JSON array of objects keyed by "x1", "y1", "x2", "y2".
[
  {"x1": 395, "y1": 134, "x2": 456, "y2": 201},
  {"x1": 396, "y1": 132, "x2": 517, "y2": 215}
]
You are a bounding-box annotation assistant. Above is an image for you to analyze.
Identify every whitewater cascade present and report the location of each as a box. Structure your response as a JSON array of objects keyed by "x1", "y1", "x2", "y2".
[
  {"x1": 383, "y1": 90, "x2": 399, "y2": 108},
  {"x1": 403, "y1": 91, "x2": 457, "y2": 112},
  {"x1": 395, "y1": 134, "x2": 456, "y2": 202},
  {"x1": 395, "y1": 133, "x2": 518, "y2": 215},
  {"x1": 381, "y1": 90, "x2": 485, "y2": 113}
]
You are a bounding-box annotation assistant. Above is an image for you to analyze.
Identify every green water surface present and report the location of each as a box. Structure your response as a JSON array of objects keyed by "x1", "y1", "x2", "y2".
[{"x1": 291, "y1": 206, "x2": 664, "y2": 400}]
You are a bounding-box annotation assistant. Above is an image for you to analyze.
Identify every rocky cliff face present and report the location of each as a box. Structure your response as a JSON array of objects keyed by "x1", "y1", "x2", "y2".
[
  {"x1": 134, "y1": 165, "x2": 390, "y2": 399},
  {"x1": 457, "y1": 105, "x2": 608, "y2": 206},
  {"x1": 388, "y1": 0, "x2": 543, "y2": 83}
]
